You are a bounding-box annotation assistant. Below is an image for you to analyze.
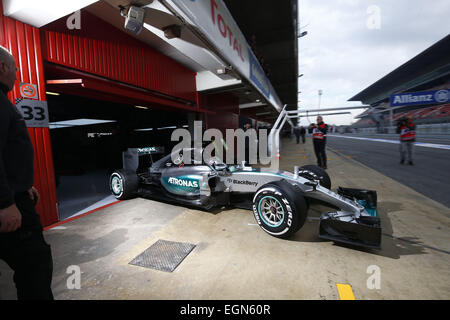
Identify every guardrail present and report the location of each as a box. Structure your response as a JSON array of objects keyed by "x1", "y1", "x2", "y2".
[{"x1": 350, "y1": 123, "x2": 450, "y2": 135}]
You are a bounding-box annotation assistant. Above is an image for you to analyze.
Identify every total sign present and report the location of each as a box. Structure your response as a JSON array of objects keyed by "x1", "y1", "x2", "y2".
[
  {"x1": 166, "y1": 0, "x2": 282, "y2": 111},
  {"x1": 390, "y1": 89, "x2": 449, "y2": 107},
  {"x1": 170, "y1": 0, "x2": 249, "y2": 71}
]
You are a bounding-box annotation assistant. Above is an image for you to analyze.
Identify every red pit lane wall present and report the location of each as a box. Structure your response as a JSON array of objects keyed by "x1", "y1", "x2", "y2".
[
  {"x1": 40, "y1": 10, "x2": 197, "y2": 103},
  {"x1": 0, "y1": 3, "x2": 59, "y2": 226}
]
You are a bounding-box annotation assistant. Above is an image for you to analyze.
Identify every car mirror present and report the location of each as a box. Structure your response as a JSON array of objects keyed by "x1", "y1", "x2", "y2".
[{"x1": 304, "y1": 181, "x2": 318, "y2": 191}]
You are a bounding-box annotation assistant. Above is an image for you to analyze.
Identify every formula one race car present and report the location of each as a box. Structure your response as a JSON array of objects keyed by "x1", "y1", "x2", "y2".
[{"x1": 110, "y1": 148, "x2": 381, "y2": 249}]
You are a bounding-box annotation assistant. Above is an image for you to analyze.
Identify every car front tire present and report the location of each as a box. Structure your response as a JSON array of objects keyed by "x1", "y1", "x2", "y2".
[{"x1": 252, "y1": 180, "x2": 308, "y2": 239}]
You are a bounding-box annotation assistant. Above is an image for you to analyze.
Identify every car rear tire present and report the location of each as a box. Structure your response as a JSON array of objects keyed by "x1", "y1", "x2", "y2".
[
  {"x1": 110, "y1": 169, "x2": 138, "y2": 200},
  {"x1": 299, "y1": 165, "x2": 331, "y2": 189},
  {"x1": 252, "y1": 180, "x2": 308, "y2": 239}
]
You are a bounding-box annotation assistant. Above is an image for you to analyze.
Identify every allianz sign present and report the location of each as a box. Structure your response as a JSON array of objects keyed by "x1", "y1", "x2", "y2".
[{"x1": 390, "y1": 89, "x2": 449, "y2": 107}]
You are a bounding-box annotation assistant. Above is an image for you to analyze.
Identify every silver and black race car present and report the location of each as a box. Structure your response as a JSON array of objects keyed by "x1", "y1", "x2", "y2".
[{"x1": 109, "y1": 148, "x2": 381, "y2": 249}]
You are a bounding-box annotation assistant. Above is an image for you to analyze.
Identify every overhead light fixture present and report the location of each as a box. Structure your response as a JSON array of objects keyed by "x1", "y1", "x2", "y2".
[
  {"x1": 135, "y1": 105, "x2": 149, "y2": 109},
  {"x1": 255, "y1": 99, "x2": 261, "y2": 103},
  {"x1": 122, "y1": 5, "x2": 145, "y2": 35},
  {"x1": 216, "y1": 68, "x2": 227, "y2": 75},
  {"x1": 49, "y1": 118, "x2": 117, "y2": 129},
  {"x1": 216, "y1": 66, "x2": 235, "y2": 75},
  {"x1": 46, "y1": 92, "x2": 60, "y2": 96},
  {"x1": 157, "y1": 126, "x2": 177, "y2": 130}
]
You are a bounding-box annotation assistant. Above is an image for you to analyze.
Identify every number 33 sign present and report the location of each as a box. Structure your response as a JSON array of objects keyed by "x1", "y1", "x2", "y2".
[{"x1": 16, "y1": 99, "x2": 49, "y2": 128}]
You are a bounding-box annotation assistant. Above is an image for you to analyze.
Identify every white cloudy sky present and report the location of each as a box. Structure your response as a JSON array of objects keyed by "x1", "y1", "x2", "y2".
[{"x1": 296, "y1": 0, "x2": 450, "y2": 126}]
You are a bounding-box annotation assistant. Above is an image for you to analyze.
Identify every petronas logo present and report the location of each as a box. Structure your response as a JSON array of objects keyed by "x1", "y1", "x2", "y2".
[{"x1": 168, "y1": 177, "x2": 199, "y2": 188}]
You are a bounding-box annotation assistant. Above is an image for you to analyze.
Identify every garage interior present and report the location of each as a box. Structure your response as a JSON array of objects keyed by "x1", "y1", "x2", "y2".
[
  {"x1": 48, "y1": 95, "x2": 192, "y2": 220},
  {"x1": 45, "y1": 67, "x2": 194, "y2": 220}
]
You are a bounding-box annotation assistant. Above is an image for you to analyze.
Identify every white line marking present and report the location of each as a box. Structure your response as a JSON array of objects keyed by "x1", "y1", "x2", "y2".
[
  {"x1": 328, "y1": 135, "x2": 450, "y2": 150},
  {"x1": 49, "y1": 226, "x2": 67, "y2": 230}
]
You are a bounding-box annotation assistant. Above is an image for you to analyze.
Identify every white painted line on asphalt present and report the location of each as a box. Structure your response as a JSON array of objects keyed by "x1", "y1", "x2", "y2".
[
  {"x1": 328, "y1": 135, "x2": 450, "y2": 150},
  {"x1": 48, "y1": 226, "x2": 67, "y2": 230},
  {"x1": 64, "y1": 195, "x2": 118, "y2": 220}
]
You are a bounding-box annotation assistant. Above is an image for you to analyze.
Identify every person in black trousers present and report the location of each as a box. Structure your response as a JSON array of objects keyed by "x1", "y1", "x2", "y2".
[
  {"x1": 396, "y1": 117, "x2": 416, "y2": 165},
  {"x1": 308, "y1": 116, "x2": 328, "y2": 169},
  {"x1": 294, "y1": 125, "x2": 306, "y2": 144},
  {"x1": 0, "y1": 46, "x2": 54, "y2": 300},
  {"x1": 300, "y1": 126, "x2": 306, "y2": 144},
  {"x1": 294, "y1": 126, "x2": 301, "y2": 144}
]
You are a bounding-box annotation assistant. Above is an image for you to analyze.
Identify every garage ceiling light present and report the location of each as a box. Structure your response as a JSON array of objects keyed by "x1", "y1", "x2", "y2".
[
  {"x1": 49, "y1": 119, "x2": 116, "y2": 129},
  {"x1": 46, "y1": 91, "x2": 60, "y2": 96},
  {"x1": 135, "y1": 105, "x2": 149, "y2": 109}
]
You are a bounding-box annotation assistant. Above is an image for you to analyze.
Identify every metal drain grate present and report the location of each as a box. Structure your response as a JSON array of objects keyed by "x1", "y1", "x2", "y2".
[{"x1": 129, "y1": 239, "x2": 196, "y2": 272}]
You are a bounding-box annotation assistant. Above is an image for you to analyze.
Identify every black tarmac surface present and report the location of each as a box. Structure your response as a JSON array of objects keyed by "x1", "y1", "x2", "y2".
[{"x1": 325, "y1": 134, "x2": 450, "y2": 208}]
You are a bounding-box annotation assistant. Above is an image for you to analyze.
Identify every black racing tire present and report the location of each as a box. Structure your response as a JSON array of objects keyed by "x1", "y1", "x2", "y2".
[
  {"x1": 110, "y1": 169, "x2": 139, "y2": 200},
  {"x1": 299, "y1": 165, "x2": 331, "y2": 189},
  {"x1": 252, "y1": 180, "x2": 308, "y2": 239}
]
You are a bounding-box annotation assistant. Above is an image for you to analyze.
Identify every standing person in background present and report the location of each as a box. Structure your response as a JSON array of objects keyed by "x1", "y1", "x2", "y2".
[
  {"x1": 0, "y1": 46, "x2": 54, "y2": 300},
  {"x1": 397, "y1": 117, "x2": 416, "y2": 165},
  {"x1": 294, "y1": 125, "x2": 301, "y2": 144},
  {"x1": 308, "y1": 116, "x2": 328, "y2": 169},
  {"x1": 300, "y1": 126, "x2": 306, "y2": 144}
]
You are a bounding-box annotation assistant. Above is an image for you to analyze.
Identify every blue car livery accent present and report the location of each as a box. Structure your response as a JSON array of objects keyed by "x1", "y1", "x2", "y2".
[{"x1": 357, "y1": 200, "x2": 378, "y2": 217}]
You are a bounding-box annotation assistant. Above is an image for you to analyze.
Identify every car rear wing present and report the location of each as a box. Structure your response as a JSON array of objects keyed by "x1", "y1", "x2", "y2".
[{"x1": 123, "y1": 146, "x2": 166, "y2": 172}]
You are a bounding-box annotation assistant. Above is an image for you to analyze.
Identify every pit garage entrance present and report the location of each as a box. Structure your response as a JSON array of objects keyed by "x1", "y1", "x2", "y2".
[
  {"x1": 37, "y1": 10, "x2": 201, "y2": 224},
  {"x1": 46, "y1": 87, "x2": 192, "y2": 220}
]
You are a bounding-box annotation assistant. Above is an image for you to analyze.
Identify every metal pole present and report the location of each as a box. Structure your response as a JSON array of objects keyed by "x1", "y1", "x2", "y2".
[
  {"x1": 318, "y1": 89, "x2": 323, "y2": 115},
  {"x1": 268, "y1": 105, "x2": 287, "y2": 158},
  {"x1": 390, "y1": 108, "x2": 393, "y2": 128}
]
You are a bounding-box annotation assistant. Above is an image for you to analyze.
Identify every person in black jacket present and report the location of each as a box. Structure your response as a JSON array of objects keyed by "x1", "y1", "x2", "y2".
[
  {"x1": 294, "y1": 126, "x2": 301, "y2": 144},
  {"x1": 308, "y1": 116, "x2": 328, "y2": 169},
  {"x1": 294, "y1": 125, "x2": 307, "y2": 144},
  {"x1": 0, "y1": 46, "x2": 54, "y2": 300},
  {"x1": 300, "y1": 126, "x2": 306, "y2": 144}
]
